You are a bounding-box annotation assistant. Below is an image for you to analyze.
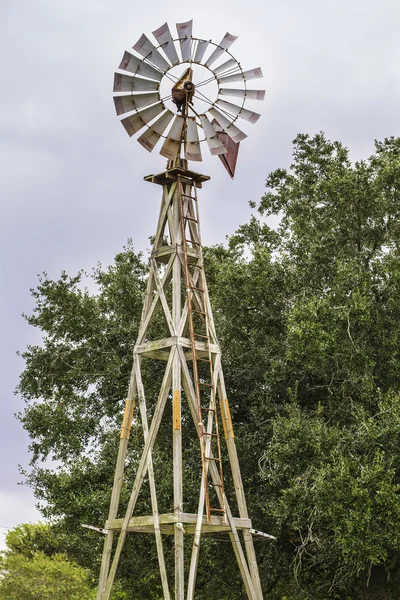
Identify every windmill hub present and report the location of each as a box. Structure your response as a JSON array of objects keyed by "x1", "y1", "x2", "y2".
[{"x1": 160, "y1": 62, "x2": 218, "y2": 117}]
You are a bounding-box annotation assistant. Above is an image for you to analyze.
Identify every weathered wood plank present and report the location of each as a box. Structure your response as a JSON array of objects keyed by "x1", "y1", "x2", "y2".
[
  {"x1": 153, "y1": 183, "x2": 177, "y2": 250},
  {"x1": 217, "y1": 370, "x2": 263, "y2": 600},
  {"x1": 135, "y1": 357, "x2": 170, "y2": 599},
  {"x1": 106, "y1": 512, "x2": 251, "y2": 531},
  {"x1": 136, "y1": 253, "x2": 175, "y2": 345},
  {"x1": 151, "y1": 258, "x2": 176, "y2": 336},
  {"x1": 152, "y1": 245, "x2": 201, "y2": 263},
  {"x1": 96, "y1": 368, "x2": 137, "y2": 600},
  {"x1": 102, "y1": 350, "x2": 175, "y2": 600},
  {"x1": 135, "y1": 336, "x2": 177, "y2": 353},
  {"x1": 178, "y1": 346, "x2": 257, "y2": 599},
  {"x1": 135, "y1": 336, "x2": 219, "y2": 356}
]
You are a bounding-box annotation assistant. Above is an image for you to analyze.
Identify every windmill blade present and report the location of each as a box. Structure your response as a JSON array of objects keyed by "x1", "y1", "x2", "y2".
[
  {"x1": 218, "y1": 67, "x2": 263, "y2": 84},
  {"x1": 216, "y1": 99, "x2": 260, "y2": 124},
  {"x1": 211, "y1": 119, "x2": 240, "y2": 179},
  {"x1": 205, "y1": 33, "x2": 238, "y2": 68},
  {"x1": 118, "y1": 51, "x2": 162, "y2": 81},
  {"x1": 113, "y1": 73, "x2": 159, "y2": 93},
  {"x1": 194, "y1": 40, "x2": 209, "y2": 63},
  {"x1": 133, "y1": 33, "x2": 170, "y2": 72},
  {"x1": 137, "y1": 110, "x2": 174, "y2": 152},
  {"x1": 160, "y1": 115, "x2": 185, "y2": 160},
  {"x1": 208, "y1": 107, "x2": 247, "y2": 143},
  {"x1": 213, "y1": 58, "x2": 238, "y2": 76},
  {"x1": 185, "y1": 117, "x2": 202, "y2": 162},
  {"x1": 120, "y1": 103, "x2": 165, "y2": 137},
  {"x1": 152, "y1": 22, "x2": 180, "y2": 65},
  {"x1": 176, "y1": 20, "x2": 193, "y2": 62},
  {"x1": 199, "y1": 114, "x2": 227, "y2": 156},
  {"x1": 114, "y1": 93, "x2": 159, "y2": 116},
  {"x1": 220, "y1": 88, "x2": 265, "y2": 101}
]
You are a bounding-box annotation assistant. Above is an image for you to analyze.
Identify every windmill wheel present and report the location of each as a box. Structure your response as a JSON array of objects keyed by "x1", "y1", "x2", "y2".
[{"x1": 113, "y1": 19, "x2": 265, "y2": 166}]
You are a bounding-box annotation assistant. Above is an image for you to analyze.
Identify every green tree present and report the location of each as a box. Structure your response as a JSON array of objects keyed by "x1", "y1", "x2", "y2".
[
  {"x1": 0, "y1": 528, "x2": 95, "y2": 600},
  {"x1": 17, "y1": 134, "x2": 400, "y2": 599},
  {"x1": 0, "y1": 524, "x2": 128, "y2": 600},
  {"x1": 5, "y1": 522, "x2": 63, "y2": 557}
]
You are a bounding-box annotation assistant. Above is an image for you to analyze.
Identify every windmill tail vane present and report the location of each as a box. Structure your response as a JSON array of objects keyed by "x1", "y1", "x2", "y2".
[
  {"x1": 96, "y1": 19, "x2": 270, "y2": 600},
  {"x1": 112, "y1": 19, "x2": 265, "y2": 177}
]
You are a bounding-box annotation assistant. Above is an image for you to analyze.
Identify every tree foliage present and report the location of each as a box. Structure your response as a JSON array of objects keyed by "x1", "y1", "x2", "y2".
[
  {"x1": 17, "y1": 134, "x2": 400, "y2": 599},
  {"x1": 0, "y1": 524, "x2": 95, "y2": 600}
]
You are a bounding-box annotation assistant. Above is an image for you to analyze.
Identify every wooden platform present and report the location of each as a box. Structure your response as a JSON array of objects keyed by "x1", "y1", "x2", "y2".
[
  {"x1": 134, "y1": 336, "x2": 219, "y2": 361},
  {"x1": 144, "y1": 166, "x2": 210, "y2": 187},
  {"x1": 106, "y1": 512, "x2": 252, "y2": 535}
]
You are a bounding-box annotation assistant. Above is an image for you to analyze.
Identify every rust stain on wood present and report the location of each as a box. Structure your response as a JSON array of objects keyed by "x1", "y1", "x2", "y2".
[
  {"x1": 220, "y1": 398, "x2": 234, "y2": 439},
  {"x1": 120, "y1": 398, "x2": 135, "y2": 439},
  {"x1": 173, "y1": 390, "x2": 181, "y2": 430}
]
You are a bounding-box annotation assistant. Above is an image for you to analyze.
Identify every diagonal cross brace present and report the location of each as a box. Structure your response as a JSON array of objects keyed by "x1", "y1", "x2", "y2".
[{"x1": 101, "y1": 349, "x2": 176, "y2": 600}]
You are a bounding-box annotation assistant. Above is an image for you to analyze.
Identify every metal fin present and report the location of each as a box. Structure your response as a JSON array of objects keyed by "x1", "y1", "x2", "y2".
[
  {"x1": 120, "y1": 103, "x2": 165, "y2": 137},
  {"x1": 213, "y1": 58, "x2": 238, "y2": 76},
  {"x1": 118, "y1": 51, "x2": 162, "y2": 81},
  {"x1": 114, "y1": 93, "x2": 159, "y2": 116},
  {"x1": 137, "y1": 110, "x2": 174, "y2": 152},
  {"x1": 159, "y1": 115, "x2": 185, "y2": 160},
  {"x1": 218, "y1": 67, "x2": 263, "y2": 84},
  {"x1": 205, "y1": 33, "x2": 238, "y2": 67},
  {"x1": 219, "y1": 88, "x2": 266, "y2": 101},
  {"x1": 216, "y1": 99, "x2": 260, "y2": 124},
  {"x1": 194, "y1": 40, "x2": 209, "y2": 63},
  {"x1": 113, "y1": 73, "x2": 159, "y2": 93},
  {"x1": 211, "y1": 119, "x2": 240, "y2": 179},
  {"x1": 185, "y1": 117, "x2": 202, "y2": 162},
  {"x1": 152, "y1": 22, "x2": 180, "y2": 65},
  {"x1": 199, "y1": 114, "x2": 227, "y2": 156},
  {"x1": 133, "y1": 33, "x2": 170, "y2": 72},
  {"x1": 208, "y1": 107, "x2": 247, "y2": 143},
  {"x1": 176, "y1": 20, "x2": 193, "y2": 62}
]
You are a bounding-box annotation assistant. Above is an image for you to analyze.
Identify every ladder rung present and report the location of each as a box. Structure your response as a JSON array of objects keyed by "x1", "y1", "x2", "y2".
[
  {"x1": 199, "y1": 382, "x2": 213, "y2": 388},
  {"x1": 190, "y1": 286, "x2": 204, "y2": 292},
  {"x1": 182, "y1": 194, "x2": 197, "y2": 200},
  {"x1": 201, "y1": 406, "x2": 215, "y2": 412},
  {"x1": 209, "y1": 508, "x2": 225, "y2": 513},
  {"x1": 197, "y1": 358, "x2": 211, "y2": 363},
  {"x1": 185, "y1": 216, "x2": 198, "y2": 223},
  {"x1": 203, "y1": 432, "x2": 218, "y2": 437},
  {"x1": 186, "y1": 239, "x2": 201, "y2": 246},
  {"x1": 194, "y1": 333, "x2": 208, "y2": 339},
  {"x1": 192, "y1": 310, "x2": 206, "y2": 316},
  {"x1": 205, "y1": 456, "x2": 221, "y2": 462}
]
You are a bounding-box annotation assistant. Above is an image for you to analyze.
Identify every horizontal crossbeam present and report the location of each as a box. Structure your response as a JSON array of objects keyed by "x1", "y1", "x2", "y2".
[{"x1": 106, "y1": 512, "x2": 251, "y2": 534}]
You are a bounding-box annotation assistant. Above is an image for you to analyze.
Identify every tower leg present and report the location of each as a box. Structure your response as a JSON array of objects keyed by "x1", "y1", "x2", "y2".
[
  {"x1": 178, "y1": 347, "x2": 257, "y2": 600},
  {"x1": 218, "y1": 372, "x2": 263, "y2": 600},
  {"x1": 135, "y1": 356, "x2": 171, "y2": 599},
  {"x1": 102, "y1": 350, "x2": 175, "y2": 600},
  {"x1": 96, "y1": 368, "x2": 137, "y2": 600},
  {"x1": 172, "y1": 196, "x2": 185, "y2": 600},
  {"x1": 173, "y1": 347, "x2": 184, "y2": 600}
]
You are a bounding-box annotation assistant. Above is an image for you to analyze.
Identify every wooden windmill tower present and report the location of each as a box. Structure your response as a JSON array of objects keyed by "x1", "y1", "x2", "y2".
[{"x1": 96, "y1": 20, "x2": 269, "y2": 600}]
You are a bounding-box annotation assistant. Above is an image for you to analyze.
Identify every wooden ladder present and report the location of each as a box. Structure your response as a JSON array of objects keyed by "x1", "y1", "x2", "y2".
[{"x1": 177, "y1": 175, "x2": 226, "y2": 523}]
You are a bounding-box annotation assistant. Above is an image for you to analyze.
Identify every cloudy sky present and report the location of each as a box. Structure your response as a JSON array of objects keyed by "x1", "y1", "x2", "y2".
[{"x1": 1, "y1": 0, "x2": 400, "y2": 550}]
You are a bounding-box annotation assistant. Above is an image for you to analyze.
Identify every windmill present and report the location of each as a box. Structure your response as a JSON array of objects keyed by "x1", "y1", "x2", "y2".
[{"x1": 96, "y1": 19, "x2": 270, "y2": 600}]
